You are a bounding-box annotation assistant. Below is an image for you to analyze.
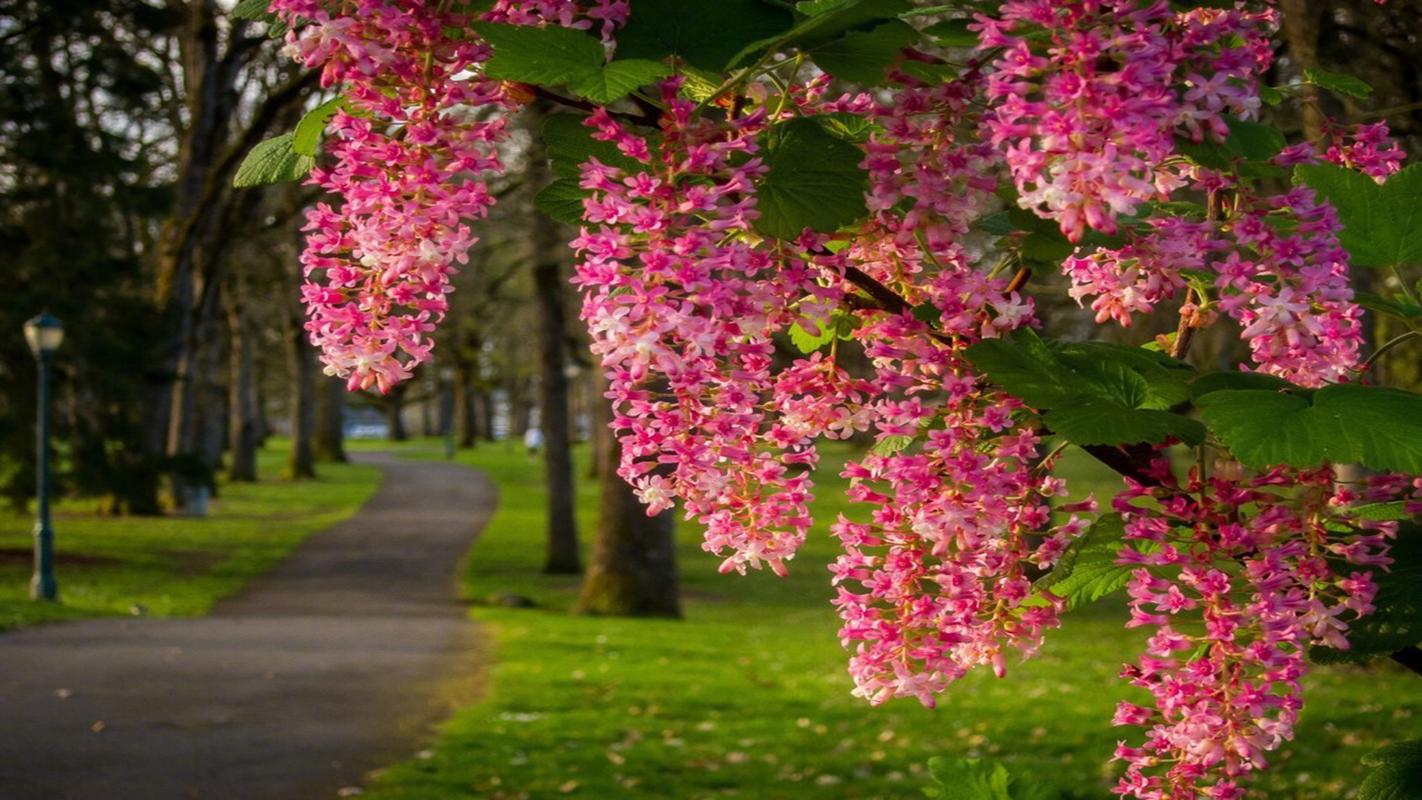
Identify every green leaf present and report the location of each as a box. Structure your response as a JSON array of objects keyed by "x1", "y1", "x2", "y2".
[
  {"x1": 1045, "y1": 401, "x2": 1205, "y2": 448},
  {"x1": 533, "y1": 178, "x2": 588, "y2": 225},
  {"x1": 816, "y1": 112, "x2": 878, "y2": 143},
  {"x1": 1358, "y1": 739, "x2": 1422, "y2": 800},
  {"x1": 233, "y1": 133, "x2": 313, "y2": 188},
  {"x1": 807, "y1": 20, "x2": 918, "y2": 83},
  {"x1": 233, "y1": 0, "x2": 270, "y2": 19},
  {"x1": 1305, "y1": 67, "x2": 1374, "y2": 100},
  {"x1": 1187, "y1": 371, "x2": 1293, "y2": 402},
  {"x1": 1311, "y1": 524, "x2": 1422, "y2": 665},
  {"x1": 754, "y1": 117, "x2": 869, "y2": 240},
  {"x1": 614, "y1": 0, "x2": 794, "y2": 71},
  {"x1": 292, "y1": 96, "x2": 345, "y2": 157},
  {"x1": 1356, "y1": 292, "x2": 1422, "y2": 321},
  {"x1": 728, "y1": 0, "x2": 913, "y2": 69},
  {"x1": 542, "y1": 114, "x2": 650, "y2": 178},
  {"x1": 964, "y1": 330, "x2": 1200, "y2": 447},
  {"x1": 1177, "y1": 118, "x2": 1285, "y2": 170},
  {"x1": 569, "y1": 59, "x2": 673, "y2": 103},
  {"x1": 923, "y1": 18, "x2": 978, "y2": 47},
  {"x1": 924, "y1": 757, "x2": 1060, "y2": 800},
  {"x1": 474, "y1": 22, "x2": 604, "y2": 87},
  {"x1": 1197, "y1": 383, "x2": 1422, "y2": 473},
  {"x1": 1296, "y1": 162, "x2": 1422, "y2": 269},
  {"x1": 1035, "y1": 515, "x2": 1143, "y2": 611},
  {"x1": 871, "y1": 434, "x2": 914, "y2": 456}
]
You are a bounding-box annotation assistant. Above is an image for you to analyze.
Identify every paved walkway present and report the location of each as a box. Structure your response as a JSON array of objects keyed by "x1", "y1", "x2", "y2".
[{"x1": 0, "y1": 453, "x2": 495, "y2": 800}]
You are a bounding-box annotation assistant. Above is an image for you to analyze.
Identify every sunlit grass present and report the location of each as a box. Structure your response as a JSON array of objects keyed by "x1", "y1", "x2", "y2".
[
  {"x1": 366, "y1": 441, "x2": 1422, "y2": 799},
  {"x1": 0, "y1": 439, "x2": 381, "y2": 629}
]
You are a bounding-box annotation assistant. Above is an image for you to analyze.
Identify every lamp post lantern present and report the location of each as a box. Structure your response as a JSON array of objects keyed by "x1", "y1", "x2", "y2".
[{"x1": 24, "y1": 313, "x2": 63, "y2": 601}]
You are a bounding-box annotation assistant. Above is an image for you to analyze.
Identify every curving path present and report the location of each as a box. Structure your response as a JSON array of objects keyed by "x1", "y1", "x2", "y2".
[{"x1": 0, "y1": 453, "x2": 495, "y2": 800}]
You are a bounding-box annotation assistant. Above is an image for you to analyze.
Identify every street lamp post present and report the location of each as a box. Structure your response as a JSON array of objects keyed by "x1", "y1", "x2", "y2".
[{"x1": 24, "y1": 313, "x2": 63, "y2": 602}]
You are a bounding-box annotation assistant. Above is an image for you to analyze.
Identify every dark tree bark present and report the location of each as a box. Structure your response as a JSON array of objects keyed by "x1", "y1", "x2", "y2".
[
  {"x1": 224, "y1": 287, "x2": 258, "y2": 482},
  {"x1": 454, "y1": 362, "x2": 477, "y2": 448},
  {"x1": 575, "y1": 390, "x2": 680, "y2": 618},
  {"x1": 281, "y1": 301, "x2": 316, "y2": 480},
  {"x1": 385, "y1": 382, "x2": 409, "y2": 442},
  {"x1": 313, "y1": 374, "x2": 348, "y2": 463},
  {"x1": 527, "y1": 103, "x2": 581, "y2": 575}
]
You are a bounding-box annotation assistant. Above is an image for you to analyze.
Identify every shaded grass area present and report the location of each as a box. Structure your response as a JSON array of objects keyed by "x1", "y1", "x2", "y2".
[
  {"x1": 0, "y1": 440, "x2": 380, "y2": 630},
  {"x1": 367, "y1": 442, "x2": 1422, "y2": 799}
]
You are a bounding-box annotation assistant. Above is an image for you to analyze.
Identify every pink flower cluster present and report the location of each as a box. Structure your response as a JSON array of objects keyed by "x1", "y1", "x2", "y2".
[
  {"x1": 1278, "y1": 121, "x2": 1406, "y2": 183},
  {"x1": 1064, "y1": 181, "x2": 1363, "y2": 387},
  {"x1": 1108, "y1": 460, "x2": 1399, "y2": 798},
  {"x1": 980, "y1": 1, "x2": 1274, "y2": 242},
  {"x1": 572, "y1": 82, "x2": 835, "y2": 576},
  {"x1": 271, "y1": 0, "x2": 615, "y2": 392}
]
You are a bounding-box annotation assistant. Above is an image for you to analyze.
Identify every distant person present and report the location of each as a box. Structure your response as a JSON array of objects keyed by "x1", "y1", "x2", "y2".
[{"x1": 523, "y1": 426, "x2": 544, "y2": 455}]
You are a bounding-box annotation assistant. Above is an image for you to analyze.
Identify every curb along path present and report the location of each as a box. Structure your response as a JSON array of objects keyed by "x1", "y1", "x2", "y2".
[{"x1": 0, "y1": 453, "x2": 495, "y2": 800}]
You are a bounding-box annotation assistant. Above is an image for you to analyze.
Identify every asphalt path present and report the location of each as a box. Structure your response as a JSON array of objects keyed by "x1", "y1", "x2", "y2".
[{"x1": 0, "y1": 453, "x2": 495, "y2": 800}]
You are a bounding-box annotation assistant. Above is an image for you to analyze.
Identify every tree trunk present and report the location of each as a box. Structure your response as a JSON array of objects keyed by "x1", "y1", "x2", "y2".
[
  {"x1": 575, "y1": 391, "x2": 680, "y2": 618},
  {"x1": 454, "y1": 362, "x2": 477, "y2": 448},
  {"x1": 225, "y1": 289, "x2": 258, "y2": 482},
  {"x1": 478, "y1": 389, "x2": 497, "y2": 442},
  {"x1": 528, "y1": 103, "x2": 581, "y2": 575},
  {"x1": 314, "y1": 374, "x2": 347, "y2": 462},
  {"x1": 385, "y1": 382, "x2": 409, "y2": 442},
  {"x1": 420, "y1": 376, "x2": 435, "y2": 437},
  {"x1": 1280, "y1": 0, "x2": 1325, "y2": 138},
  {"x1": 283, "y1": 312, "x2": 316, "y2": 480}
]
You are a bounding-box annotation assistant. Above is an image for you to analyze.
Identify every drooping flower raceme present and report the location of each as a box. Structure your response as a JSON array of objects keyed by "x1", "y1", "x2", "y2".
[{"x1": 271, "y1": 0, "x2": 619, "y2": 392}]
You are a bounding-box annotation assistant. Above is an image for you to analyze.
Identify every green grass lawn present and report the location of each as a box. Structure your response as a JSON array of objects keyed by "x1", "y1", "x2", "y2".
[
  {"x1": 0, "y1": 440, "x2": 381, "y2": 630},
  {"x1": 364, "y1": 442, "x2": 1422, "y2": 799}
]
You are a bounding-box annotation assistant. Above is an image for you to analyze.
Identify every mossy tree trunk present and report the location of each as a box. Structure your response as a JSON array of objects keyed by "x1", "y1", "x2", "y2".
[
  {"x1": 575, "y1": 388, "x2": 680, "y2": 618},
  {"x1": 527, "y1": 102, "x2": 582, "y2": 575}
]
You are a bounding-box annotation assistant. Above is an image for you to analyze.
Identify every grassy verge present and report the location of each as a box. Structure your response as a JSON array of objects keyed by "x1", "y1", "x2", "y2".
[
  {"x1": 365, "y1": 442, "x2": 1422, "y2": 799},
  {"x1": 0, "y1": 439, "x2": 381, "y2": 630}
]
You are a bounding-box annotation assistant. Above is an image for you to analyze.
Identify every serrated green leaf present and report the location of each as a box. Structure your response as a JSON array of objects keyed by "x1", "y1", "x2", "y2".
[
  {"x1": 924, "y1": 757, "x2": 1060, "y2": 800},
  {"x1": 1045, "y1": 401, "x2": 1205, "y2": 447},
  {"x1": 615, "y1": 0, "x2": 793, "y2": 71},
  {"x1": 543, "y1": 114, "x2": 650, "y2": 178},
  {"x1": 1312, "y1": 525, "x2": 1422, "y2": 665},
  {"x1": 964, "y1": 330, "x2": 1199, "y2": 447},
  {"x1": 1177, "y1": 118, "x2": 1285, "y2": 170},
  {"x1": 816, "y1": 112, "x2": 878, "y2": 143},
  {"x1": 233, "y1": 133, "x2": 313, "y2": 188},
  {"x1": 474, "y1": 22, "x2": 604, "y2": 87},
  {"x1": 292, "y1": 96, "x2": 345, "y2": 157},
  {"x1": 1356, "y1": 292, "x2": 1422, "y2": 321},
  {"x1": 1296, "y1": 162, "x2": 1422, "y2": 269},
  {"x1": 1197, "y1": 383, "x2": 1422, "y2": 473},
  {"x1": 233, "y1": 0, "x2": 271, "y2": 20},
  {"x1": 1187, "y1": 371, "x2": 1294, "y2": 402},
  {"x1": 807, "y1": 20, "x2": 918, "y2": 83},
  {"x1": 728, "y1": 0, "x2": 912, "y2": 69},
  {"x1": 1305, "y1": 67, "x2": 1374, "y2": 100},
  {"x1": 871, "y1": 434, "x2": 914, "y2": 456},
  {"x1": 570, "y1": 59, "x2": 673, "y2": 104},
  {"x1": 754, "y1": 117, "x2": 869, "y2": 240},
  {"x1": 1034, "y1": 514, "x2": 1150, "y2": 611},
  {"x1": 922, "y1": 18, "x2": 977, "y2": 47},
  {"x1": 1358, "y1": 738, "x2": 1422, "y2": 800},
  {"x1": 533, "y1": 178, "x2": 587, "y2": 225}
]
